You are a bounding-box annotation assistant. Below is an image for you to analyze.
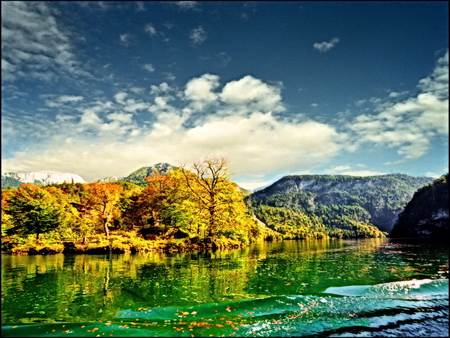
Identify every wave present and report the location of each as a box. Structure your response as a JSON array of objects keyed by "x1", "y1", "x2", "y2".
[{"x1": 2, "y1": 279, "x2": 448, "y2": 337}]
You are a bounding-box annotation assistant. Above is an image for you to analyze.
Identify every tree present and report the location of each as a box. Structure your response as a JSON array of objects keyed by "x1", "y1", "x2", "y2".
[
  {"x1": 4, "y1": 184, "x2": 62, "y2": 240},
  {"x1": 180, "y1": 157, "x2": 231, "y2": 238},
  {"x1": 85, "y1": 182, "x2": 123, "y2": 238},
  {"x1": 178, "y1": 157, "x2": 258, "y2": 242}
]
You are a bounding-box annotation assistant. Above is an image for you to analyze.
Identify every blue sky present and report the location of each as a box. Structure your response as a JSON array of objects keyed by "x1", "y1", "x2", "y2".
[{"x1": 2, "y1": 1, "x2": 448, "y2": 190}]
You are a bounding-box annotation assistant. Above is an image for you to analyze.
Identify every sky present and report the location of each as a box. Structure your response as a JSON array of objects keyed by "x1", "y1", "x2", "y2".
[{"x1": 1, "y1": 1, "x2": 448, "y2": 190}]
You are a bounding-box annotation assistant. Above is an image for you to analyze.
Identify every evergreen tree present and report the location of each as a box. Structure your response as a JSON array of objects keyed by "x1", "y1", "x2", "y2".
[{"x1": 4, "y1": 184, "x2": 62, "y2": 240}]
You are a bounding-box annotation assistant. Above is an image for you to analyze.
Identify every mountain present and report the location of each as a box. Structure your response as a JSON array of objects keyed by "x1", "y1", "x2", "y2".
[
  {"x1": 2, "y1": 171, "x2": 86, "y2": 187},
  {"x1": 390, "y1": 174, "x2": 449, "y2": 239},
  {"x1": 249, "y1": 174, "x2": 434, "y2": 233},
  {"x1": 1, "y1": 175, "x2": 23, "y2": 189},
  {"x1": 120, "y1": 163, "x2": 178, "y2": 185}
]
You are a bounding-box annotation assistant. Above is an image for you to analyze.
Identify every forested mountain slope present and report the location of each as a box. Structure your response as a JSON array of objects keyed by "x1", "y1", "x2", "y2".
[
  {"x1": 1, "y1": 175, "x2": 22, "y2": 189},
  {"x1": 248, "y1": 174, "x2": 434, "y2": 236},
  {"x1": 97, "y1": 163, "x2": 177, "y2": 186},
  {"x1": 390, "y1": 174, "x2": 449, "y2": 239}
]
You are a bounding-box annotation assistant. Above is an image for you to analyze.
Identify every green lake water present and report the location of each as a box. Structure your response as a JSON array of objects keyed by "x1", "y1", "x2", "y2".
[{"x1": 1, "y1": 238, "x2": 448, "y2": 337}]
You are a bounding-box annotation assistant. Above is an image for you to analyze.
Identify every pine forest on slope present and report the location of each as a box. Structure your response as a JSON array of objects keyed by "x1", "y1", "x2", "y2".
[{"x1": 247, "y1": 174, "x2": 435, "y2": 236}]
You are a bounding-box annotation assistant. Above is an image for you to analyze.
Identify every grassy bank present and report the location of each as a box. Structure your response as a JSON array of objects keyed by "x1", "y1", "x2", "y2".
[{"x1": 1, "y1": 230, "x2": 263, "y2": 255}]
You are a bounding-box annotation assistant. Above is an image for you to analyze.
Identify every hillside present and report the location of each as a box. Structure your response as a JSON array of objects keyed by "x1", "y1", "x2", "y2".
[
  {"x1": 1, "y1": 175, "x2": 23, "y2": 189},
  {"x1": 390, "y1": 174, "x2": 449, "y2": 239},
  {"x1": 96, "y1": 163, "x2": 177, "y2": 186},
  {"x1": 248, "y1": 174, "x2": 434, "y2": 235}
]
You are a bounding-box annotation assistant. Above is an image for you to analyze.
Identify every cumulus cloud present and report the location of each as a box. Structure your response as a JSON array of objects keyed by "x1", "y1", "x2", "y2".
[
  {"x1": 1, "y1": 1, "x2": 91, "y2": 81},
  {"x1": 190, "y1": 26, "x2": 207, "y2": 45},
  {"x1": 220, "y1": 76, "x2": 285, "y2": 113},
  {"x1": 2, "y1": 74, "x2": 344, "y2": 182},
  {"x1": 349, "y1": 51, "x2": 449, "y2": 161},
  {"x1": 184, "y1": 74, "x2": 220, "y2": 111},
  {"x1": 313, "y1": 37, "x2": 340, "y2": 53}
]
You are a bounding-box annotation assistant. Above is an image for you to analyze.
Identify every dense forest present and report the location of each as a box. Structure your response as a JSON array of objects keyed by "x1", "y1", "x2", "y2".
[
  {"x1": 390, "y1": 174, "x2": 449, "y2": 239},
  {"x1": 247, "y1": 173, "x2": 434, "y2": 235},
  {"x1": 2, "y1": 159, "x2": 438, "y2": 254},
  {"x1": 2, "y1": 159, "x2": 283, "y2": 254}
]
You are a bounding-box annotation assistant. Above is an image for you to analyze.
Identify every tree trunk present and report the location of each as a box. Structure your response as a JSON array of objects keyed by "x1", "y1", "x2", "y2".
[{"x1": 104, "y1": 220, "x2": 110, "y2": 238}]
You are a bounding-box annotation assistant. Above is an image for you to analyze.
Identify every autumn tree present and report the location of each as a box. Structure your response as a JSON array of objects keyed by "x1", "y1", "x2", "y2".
[
  {"x1": 4, "y1": 184, "x2": 63, "y2": 240},
  {"x1": 85, "y1": 182, "x2": 123, "y2": 238},
  {"x1": 179, "y1": 157, "x2": 258, "y2": 242},
  {"x1": 1, "y1": 189, "x2": 14, "y2": 238}
]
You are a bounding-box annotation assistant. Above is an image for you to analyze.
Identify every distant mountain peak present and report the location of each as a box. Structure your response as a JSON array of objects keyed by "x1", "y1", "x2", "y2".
[
  {"x1": 2, "y1": 171, "x2": 86, "y2": 186},
  {"x1": 118, "y1": 163, "x2": 178, "y2": 185}
]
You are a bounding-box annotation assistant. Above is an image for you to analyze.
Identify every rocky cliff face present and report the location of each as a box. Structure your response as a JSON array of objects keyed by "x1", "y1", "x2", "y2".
[
  {"x1": 2, "y1": 171, "x2": 86, "y2": 185},
  {"x1": 251, "y1": 174, "x2": 434, "y2": 233},
  {"x1": 390, "y1": 174, "x2": 449, "y2": 239}
]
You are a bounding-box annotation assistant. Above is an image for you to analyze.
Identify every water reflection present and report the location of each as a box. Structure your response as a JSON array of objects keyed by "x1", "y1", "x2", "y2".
[{"x1": 2, "y1": 238, "x2": 448, "y2": 331}]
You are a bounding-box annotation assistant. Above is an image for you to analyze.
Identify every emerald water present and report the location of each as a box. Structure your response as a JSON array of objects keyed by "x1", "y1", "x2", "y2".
[{"x1": 2, "y1": 238, "x2": 448, "y2": 337}]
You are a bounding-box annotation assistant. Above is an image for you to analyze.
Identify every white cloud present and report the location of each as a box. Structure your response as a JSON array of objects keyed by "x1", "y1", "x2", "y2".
[
  {"x1": 220, "y1": 75, "x2": 285, "y2": 113},
  {"x1": 136, "y1": 1, "x2": 145, "y2": 12},
  {"x1": 75, "y1": 1, "x2": 110, "y2": 11},
  {"x1": 348, "y1": 51, "x2": 449, "y2": 162},
  {"x1": 184, "y1": 74, "x2": 220, "y2": 110},
  {"x1": 418, "y1": 51, "x2": 448, "y2": 99},
  {"x1": 2, "y1": 74, "x2": 344, "y2": 182},
  {"x1": 129, "y1": 87, "x2": 145, "y2": 94},
  {"x1": 190, "y1": 26, "x2": 207, "y2": 45},
  {"x1": 324, "y1": 164, "x2": 383, "y2": 177},
  {"x1": 161, "y1": 72, "x2": 176, "y2": 81},
  {"x1": 144, "y1": 24, "x2": 157, "y2": 37},
  {"x1": 123, "y1": 99, "x2": 150, "y2": 113},
  {"x1": 331, "y1": 165, "x2": 352, "y2": 172},
  {"x1": 143, "y1": 64, "x2": 155, "y2": 72},
  {"x1": 44, "y1": 95, "x2": 84, "y2": 107},
  {"x1": 340, "y1": 170, "x2": 383, "y2": 177},
  {"x1": 119, "y1": 33, "x2": 133, "y2": 46},
  {"x1": 106, "y1": 112, "x2": 133, "y2": 124},
  {"x1": 171, "y1": 1, "x2": 200, "y2": 11},
  {"x1": 150, "y1": 82, "x2": 172, "y2": 95},
  {"x1": 1, "y1": 1, "x2": 91, "y2": 81},
  {"x1": 313, "y1": 37, "x2": 340, "y2": 53},
  {"x1": 114, "y1": 92, "x2": 128, "y2": 105}
]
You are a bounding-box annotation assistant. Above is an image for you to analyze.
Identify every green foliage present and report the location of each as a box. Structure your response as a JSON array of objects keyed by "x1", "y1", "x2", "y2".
[
  {"x1": 1, "y1": 176, "x2": 22, "y2": 188},
  {"x1": 391, "y1": 173, "x2": 449, "y2": 239},
  {"x1": 4, "y1": 184, "x2": 63, "y2": 240},
  {"x1": 249, "y1": 173, "x2": 434, "y2": 234},
  {"x1": 6, "y1": 166, "x2": 433, "y2": 253},
  {"x1": 1, "y1": 159, "x2": 269, "y2": 253}
]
